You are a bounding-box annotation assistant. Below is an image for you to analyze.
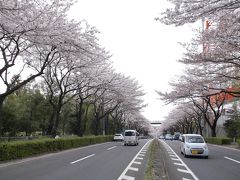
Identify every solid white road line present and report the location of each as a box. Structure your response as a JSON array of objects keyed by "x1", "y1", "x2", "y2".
[
  {"x1": 182, "y1": 178, "x2": 193, "y2": 180},
  {"x1": 107, "y1": 146, "x2": 117, "y2": 150},
  {"x1": 224, "y1": 156, "x2": 240, "y2": 164},
  {"x1": 70, "y1": 154, "x2": 95, "y2": 164}
]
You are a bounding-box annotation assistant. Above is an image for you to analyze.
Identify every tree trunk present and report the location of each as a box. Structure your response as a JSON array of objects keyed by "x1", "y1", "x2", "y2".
[
  {"x1": 51, "y1": 105, "x2": 62, "y2": 138},
  {"x1": 82, "y1": 104, "x2": 90, "y2": 135},
  {"x1": 94, "y1": 112, "x2": 100, "y2": 136},
  {"x1": 210, "y1": 118, "x2": 217, "y2": 137},
  {"x1": 76, "y1": 100, "x2": 84, "y2": 136},
  {"x1": 105, "y1": 114, "x2": 109, "y2": 135},
  {"x1": 0, "y1": 96, "x2": 6, "y2": 135},
  {"x1": 46, "y1": 111, "x2": 56, "y2": 135}
]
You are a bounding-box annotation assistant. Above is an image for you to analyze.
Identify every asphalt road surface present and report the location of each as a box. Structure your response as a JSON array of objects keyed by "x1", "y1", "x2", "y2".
[
  {"x1": 160, "y1": 139, "x2": 240, "y2": 180},
  {"x1": 0, "y1": 139, "x2": 151, "y2": 180}
]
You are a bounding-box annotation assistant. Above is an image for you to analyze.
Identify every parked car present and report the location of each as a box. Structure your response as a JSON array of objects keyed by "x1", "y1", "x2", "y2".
[
  {"x1": 123, "y1": 130, "x2": 139, "y2": 146},
  {"x1": 180, "y1": 134, "x2": 209, "y2": 158},
  {"x1": 113, "y1": 134, "x2": 124, "y2": 141}
]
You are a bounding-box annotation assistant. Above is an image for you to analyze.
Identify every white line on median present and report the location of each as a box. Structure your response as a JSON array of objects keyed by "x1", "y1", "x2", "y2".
[
  {"x1": 133, "y1": 161, "x2": 141, "y2": 165},
  {"x1": 107, "y1": 146, "x2": 117, "y2": 150},
  {"x1": 161, "y1": 140, "x2": 199, "y2": 180},
  {"x1": 224, "y1": 156, "x2": 240, "y2": 164},
  {"x1": 178, "y1": 168, "x2": 191, "y2": 174},
  {"x1": 171, "y1": 158, "x2": 181, "y2": 161},
  {"x1": 117, "y1": 140, "x2": 152, "y2": 180},
  {"x1": 129, "y1": 167, "x2": 139, "y2": 171},
  {"x1": 70, "y1": 154, "x2": 95, "y2": 164},
  {"x1": 122, "y1": 175, "x2": 135, "y2": 180},
  {"x1": 174, "y1": 162, "x2": 185, "y2": 166}
]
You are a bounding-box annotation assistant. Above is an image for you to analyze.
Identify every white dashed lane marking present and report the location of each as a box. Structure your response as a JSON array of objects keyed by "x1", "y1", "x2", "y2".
[
  {"x1": 107, "y1": 146, "x2": 117, "y2": 150},
  {"x1": 70, "y1": 154, "x2": 95, "y2": 164}
]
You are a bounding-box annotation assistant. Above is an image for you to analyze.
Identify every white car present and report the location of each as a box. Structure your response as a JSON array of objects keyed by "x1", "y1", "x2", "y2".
[
  {"x1": 113, "y1": 134, "x2": 124, "y2": 141},
  {"x1": 180, "y1": 134, "x2": 209, "y2": 159}
]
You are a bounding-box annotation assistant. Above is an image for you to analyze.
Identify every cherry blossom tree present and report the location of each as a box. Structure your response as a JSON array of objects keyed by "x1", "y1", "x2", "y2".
[
  {"x1": 157, "y1": 66, "x2": 226, "y2": 137},
  {"x1": 158, "y1": 0, "x2": 240, "y2": 94},
  {"x1": 0, "y1": 0, "x2": 75, "y2": 123},
  {"x1": 157, "y1": 0, "x2": 240, "y2": 26}
]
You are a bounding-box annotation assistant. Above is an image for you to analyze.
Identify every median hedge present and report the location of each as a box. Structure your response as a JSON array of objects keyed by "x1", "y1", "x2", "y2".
[
  {"x1": 0, "y1": 135, "x2": 113, "y2": 161},
  {"x1": 205, "y1": 137, "x2": 232, "y2": 145}
]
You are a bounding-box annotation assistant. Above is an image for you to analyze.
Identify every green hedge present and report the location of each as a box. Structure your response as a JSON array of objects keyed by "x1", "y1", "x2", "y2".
[
  {"x1": 205, "y1": 137, "x2": 232, "y2": 145},
  {"x1": 0, "y1": 135, "x2": 113, "y2": 161},
  {"x1": 237, "y1": 139, "x2": 240, "y2": 146}
]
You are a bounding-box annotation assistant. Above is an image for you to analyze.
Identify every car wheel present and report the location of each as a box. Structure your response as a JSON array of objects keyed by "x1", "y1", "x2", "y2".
[
  {"x1": 184, "y1": 149, "x2": 188, "y2": 158},
  {"x1": 204, "y1": 156, "x2": 208, "y2": 159}
]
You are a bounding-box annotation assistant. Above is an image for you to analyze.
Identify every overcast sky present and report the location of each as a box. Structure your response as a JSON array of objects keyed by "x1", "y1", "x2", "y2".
[{"x1": 69, "y1": 0, "x2": 197, "y2": 122}]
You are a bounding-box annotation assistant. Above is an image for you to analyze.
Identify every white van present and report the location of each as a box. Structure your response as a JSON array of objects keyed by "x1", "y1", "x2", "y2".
[{"x1": 124, "y1": 130, "x2": 139, "y2": 146}]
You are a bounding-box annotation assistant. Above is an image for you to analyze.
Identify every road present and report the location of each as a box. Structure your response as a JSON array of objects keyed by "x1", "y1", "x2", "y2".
[
  {"x1": 160, "y1": 139, "x2": 240, "y2": 180},
  {"x1": 0, "y1": 139, "x2": 151, "y2": 180}
]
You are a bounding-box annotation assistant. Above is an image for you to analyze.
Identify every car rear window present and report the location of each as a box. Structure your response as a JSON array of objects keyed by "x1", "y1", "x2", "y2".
[
  {"x1": 186, "y1": 136, "x2": 204, "y2": 143},
  {"x1": 125, "y1": 131, "x2": 135, "y2": 136},
  {"x1": 115, "y1": 134, "x2": 121, "y2": 136}
]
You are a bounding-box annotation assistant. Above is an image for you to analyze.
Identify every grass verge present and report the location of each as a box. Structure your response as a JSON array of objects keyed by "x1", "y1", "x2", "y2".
[
  {"x1": 145, "y1": 139, "x2": 168, "y2": 180},
  {"x1": 144, "y1": 139, "x2": 155, "y2": 180}
]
